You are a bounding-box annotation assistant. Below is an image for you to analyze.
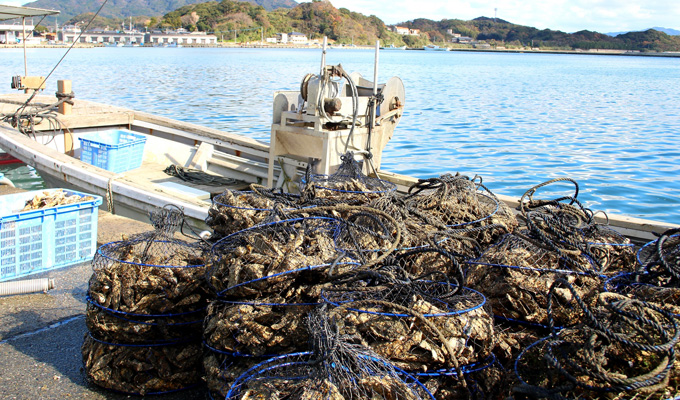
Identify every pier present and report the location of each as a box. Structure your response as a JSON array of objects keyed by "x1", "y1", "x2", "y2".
[{"x1": 0, "y1": 185, "x2": 203, "y2": 399}]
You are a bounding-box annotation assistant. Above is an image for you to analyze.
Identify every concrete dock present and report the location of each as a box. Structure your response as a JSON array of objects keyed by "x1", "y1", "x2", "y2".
[{"x1": 0, "y1": 185, "x2": 207, "y2": 399}]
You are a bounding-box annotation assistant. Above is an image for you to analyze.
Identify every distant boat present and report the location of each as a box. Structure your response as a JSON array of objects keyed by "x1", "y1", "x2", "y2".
[
  {"x1": 154, "y1": 42, "x2": 183, "y2": 48},
  {"x1": 105, "y1": 42, "x2": 124, "y2": 47},
  {"x1": 423, "y1": 45, "x2": 448, "y2": 51},
  {"x1": 381, "y1": 44, "x2": 407, "y2": 50}
]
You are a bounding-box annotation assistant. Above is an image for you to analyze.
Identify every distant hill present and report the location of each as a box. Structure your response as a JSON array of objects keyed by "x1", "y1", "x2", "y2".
[
  {"x1": 396, "y1": 17, "x2": 680, "y2": 51},
  {"x1": 606, "y1": 27, "x2": 680, "y2": 36},
  {"x1": 159, "y1": 0, "x2": 392, "y2": 45},
  {"x1": 21, "y1": 0, "x2": 297, "y2": 22}
]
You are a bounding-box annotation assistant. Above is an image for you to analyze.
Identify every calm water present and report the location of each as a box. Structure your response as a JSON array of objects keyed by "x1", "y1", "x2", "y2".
[{"x1": 1, "y1": 47, "x2": 679, "y2": 221}]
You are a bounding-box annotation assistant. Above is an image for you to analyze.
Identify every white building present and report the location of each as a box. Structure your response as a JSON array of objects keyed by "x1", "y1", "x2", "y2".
[
  {"x1": 146, "y1": 31, "x2": 217, "y2": 46},
  {"x1": 288, "y1": 31, "x2": 307, "y2": 44},
  {"x1": 391, "y1": 26, "x2": 420, "y2": 36},
  {"x1": 0, "y1": 20, "x2": 36, "y2": 44},
  {"x1": 58, "y1": 27, "x2": 217, "y2": 45},
  {"x1": 276, "y1": 32, "x2": 288, "y2": 43}
]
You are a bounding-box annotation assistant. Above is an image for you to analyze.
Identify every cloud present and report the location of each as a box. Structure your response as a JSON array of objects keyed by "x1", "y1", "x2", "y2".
[
  {"x1": 2, "y1": 0, "x2": 27, "y2": 6},
  {"x1": 328, "y1": 0, "x2": 680, "y2": 33}
]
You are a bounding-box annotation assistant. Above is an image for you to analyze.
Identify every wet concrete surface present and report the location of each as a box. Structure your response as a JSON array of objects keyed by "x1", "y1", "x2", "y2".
[{"x1": 0, "y1": 186, "x2": 207, "y2": 399}]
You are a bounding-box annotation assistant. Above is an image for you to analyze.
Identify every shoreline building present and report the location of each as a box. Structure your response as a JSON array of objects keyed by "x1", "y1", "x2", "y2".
[
  {"x1": 0, "y1": 18, "x2": 40, "y2": 44},
  {"x1": 58, "y1": 26, "x2": 217, "y2": 46}
]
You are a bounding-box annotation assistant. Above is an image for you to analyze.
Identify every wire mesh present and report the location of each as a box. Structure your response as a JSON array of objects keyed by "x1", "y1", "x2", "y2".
[
  {"x1": 225, "y1": 308, "x2": 435, "y2": 400},
  {"x1": 87, "y1": 208, "x2": 209, "y2": 343},
  {"x1": 300, "y1": 152, "x2": 397, "y2": 205},
  {"x1": 466, "y1": 233, "x2": 604, "y2": 327},
  {"x1": 322, "y1": 273, "x2": 494, "y2": 373},
  {"x1": 206, "y1": 189, "x2": 276, "y2": 239},
  {"x1": 514, "y1": 279, "x2": 680, "y2": 399},
  {"x1": 207, "y1": 217, "x2": 357, "y2": 298},
  {"x1": 81, "y1": 333, "x2": 202, "y2": 395}
]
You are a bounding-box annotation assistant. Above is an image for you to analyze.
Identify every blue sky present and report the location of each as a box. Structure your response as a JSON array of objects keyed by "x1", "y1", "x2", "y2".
[{"x1": 5, "y1": 0, "x2": 679, "y2": 34}]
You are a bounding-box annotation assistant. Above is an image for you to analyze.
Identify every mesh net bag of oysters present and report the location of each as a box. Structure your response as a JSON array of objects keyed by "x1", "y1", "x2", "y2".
[
  {"x1": 604, "y1": 228, "x2": 680, "y2": 332},
  {"x1": 513, "y1": 278, "x2": 680, "y2": 400},
  {"x1": 202, "y1": 297, "x2": 320, "y2": 398},
  {"x1": 82, "y1": 207, "x2": 209, "y2": 395},
  {"x1": 206, "y1": 205, "x2": 402, "y2": 299},
  {"x1": 517, "y1": 177, "x2": 636, "y2": 275},
  {"x1": 401, "y1": 173, "x2": 518, "y2": 247},
  {"x1": 300, "y1": 152, "x2": 397, "y2": 205},
  {"x1": 204, "y1": 208, "x2": 401, "y2": 396},
  {"x1": 319, "y1": 246, "x2": 503, "y2": 398},
  {"x1": 206, "y1": 189, "x2": 276, "y2": 240},
  {"x1": 224, "y1": 308, "x2": 435, "y2": 400}
]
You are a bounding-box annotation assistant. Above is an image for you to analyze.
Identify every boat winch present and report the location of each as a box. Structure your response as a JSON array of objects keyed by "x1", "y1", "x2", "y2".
[{"x1": 268, "y1": 40, "x2": 405, "y2": 187}]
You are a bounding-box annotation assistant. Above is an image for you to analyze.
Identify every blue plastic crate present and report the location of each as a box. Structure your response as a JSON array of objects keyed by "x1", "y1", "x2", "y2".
[
  {"x1": 0, "y1": 189, "x2": 103, "y2": 282},
  {"x1": 79, "y1": 129, "x2": 146, "y2": 173}
]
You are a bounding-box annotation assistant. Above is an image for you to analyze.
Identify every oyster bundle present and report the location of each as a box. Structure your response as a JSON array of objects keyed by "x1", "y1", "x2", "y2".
[
  {"x1": 86, "y1": 239, "x2": 209, "y2": 342},
  {"x1": 225, "y1": 310, "x2": 433, "y2": 400},
  {"x1": 405, "y1": 174, "x2": 517, "y2": 247},
  {"x1": 83, "y1": 207, "x2": 211, "y2": 394},
  {"x1": 21, "y1": 188, "x2": 94, "y2": 211},
  {"x1": 203, "y1": 349, "x2": 265, "y2": 399},
  {"x1": 606, "y1": 272, "x2": 680, "y2": 317},
  {"x1": 604, "y1": 230, "x2": 680, "y2": 318},
  {"x1": 206, "y1": 190, "x2": 275, "y2": 239},
  {"x1": 579, "y1": 224, "x2": 636, "y2": 274},
  {"x1": 207, "y1": 217, "x2": 353, "y2": 298},
  {"x1": 465, "y1": 233, "x2": 603, "y2": 327},
  {"x1": 324, "y1": 281, "x2": 494, "y2": 372},
  {"x1": 301, "y1": 152, "x2": 397, "y2": 206},
  {"x1": 82, "y1": 334, "x2": 202, "y2": 395},
  {"x1": 203, "y1": 299, "x2": 317, "y2": 357},
  {"x1": 514, "y1": 284, "x2": 680, "y2": 399}
]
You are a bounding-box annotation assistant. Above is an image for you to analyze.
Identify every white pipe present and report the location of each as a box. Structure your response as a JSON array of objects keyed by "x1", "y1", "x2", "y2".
[
  {"x1": 373, "y1": 39, "x2": 379, "y2": 96},
  {"x1": 0, "y1": 278, "x2": 55, "y2": 296},
  {"x1": 321, "y1": 36, "x2": 327, "y2": 74},
  {"x1": 22, "y1": 17, "x2": 27, "y2": 76}
]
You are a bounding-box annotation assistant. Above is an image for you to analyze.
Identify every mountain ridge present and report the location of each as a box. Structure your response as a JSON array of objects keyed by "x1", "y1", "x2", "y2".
[
  {"x1": 21, "y1": 0, "x2": 298, "y2": 22},
  {"x1": 606, "y1": 27, "x2": 680, "y2": 36}
]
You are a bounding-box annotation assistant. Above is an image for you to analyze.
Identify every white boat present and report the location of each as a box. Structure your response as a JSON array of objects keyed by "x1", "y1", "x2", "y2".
[
  {"x1": 423, "y1": 45, "x2": 449, "y2": 51},
  {"x1": 381, "y1": 44, "x2": 407, "y2": 50}
]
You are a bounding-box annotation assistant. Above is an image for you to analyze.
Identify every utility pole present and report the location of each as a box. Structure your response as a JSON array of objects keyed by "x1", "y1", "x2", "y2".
[{"x1": 494, "y1": 8, "x2": 497, "y2": 22}]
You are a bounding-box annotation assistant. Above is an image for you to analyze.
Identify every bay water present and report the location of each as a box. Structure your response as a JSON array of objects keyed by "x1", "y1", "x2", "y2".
[{"x1": 1, "y1": 47, "x2": 679, "y2": 222}]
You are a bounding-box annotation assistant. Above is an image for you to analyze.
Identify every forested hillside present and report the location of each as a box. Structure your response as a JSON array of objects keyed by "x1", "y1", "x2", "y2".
[{"x1": 22, "y1": 0, "x2": 297, "y2": 22}]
